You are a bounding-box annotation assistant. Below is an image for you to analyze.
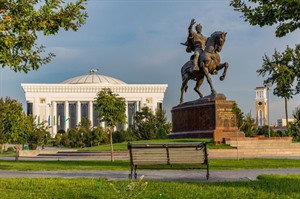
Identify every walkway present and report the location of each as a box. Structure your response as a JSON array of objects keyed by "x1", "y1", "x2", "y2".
[{"x1": 0, "y1": 169, "x2": 299, "y2": 182}]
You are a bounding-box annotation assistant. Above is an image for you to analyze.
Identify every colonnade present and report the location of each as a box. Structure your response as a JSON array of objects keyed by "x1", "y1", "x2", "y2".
[{"x1": 50, "y1": 100, "x2": 139, "y2": 137}]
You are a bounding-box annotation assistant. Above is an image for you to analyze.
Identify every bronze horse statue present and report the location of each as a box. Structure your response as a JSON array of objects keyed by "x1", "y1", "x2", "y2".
[{"x1": 180, "y1": 31, "x2": 228, "y2": 104}]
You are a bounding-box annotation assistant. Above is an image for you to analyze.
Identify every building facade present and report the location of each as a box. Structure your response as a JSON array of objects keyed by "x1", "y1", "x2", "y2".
[
  {"x1": 277, "y1": 118, "x2": 296, "y2": 127},
  {"x1": 255, "y1": 87, "x2": 268, "y2": 127},
  {"x1": 21, "y1": 70, "x2": 168, "y2": 137}
]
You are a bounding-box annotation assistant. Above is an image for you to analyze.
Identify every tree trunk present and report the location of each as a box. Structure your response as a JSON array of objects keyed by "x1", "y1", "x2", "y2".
[
  {"x1": 109, "y1": 127, "x2": 114, "y2": 162},
  {"x1": 15, "y1": 144, "x2": 21, "y2": 161},
  {"x1": 284, "y1": 97, "x2": 288, "y2": 128}
]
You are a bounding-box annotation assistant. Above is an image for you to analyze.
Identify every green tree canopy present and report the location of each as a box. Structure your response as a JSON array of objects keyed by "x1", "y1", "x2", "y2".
[
  {"x1": 240, "y1": 112, "x2": 258, "y2": 137},
  {"x1": 25, "y1": 115, "x2": 50, "y2": 150},
  {"x1": 257, "y1": 45, "x2": 299, "y2": 124},
  {"x1": 95, "y1": 88, "x2": 127, "y2": 128},
  {"x1": 232, "y1": 102, "x2": 244, "y2": 129},
  {"x1": 0, "y1": 0, "x2": 87, "y2": 72},
  {"x1": 0, "y1": 97, "x2": 28, "y2": 144},
  {"x1": 95, "y1": 88, "x2": 126, "y2": 161},
  {"x1": 230, "y1": 0, "x2": 300, "y2": 37},
  {"x1": 288, "y1": 106, "x2": 300, "y2": 142},
  {"x1": 133, "y1": 107, "x2": 171, "y2": 140}
]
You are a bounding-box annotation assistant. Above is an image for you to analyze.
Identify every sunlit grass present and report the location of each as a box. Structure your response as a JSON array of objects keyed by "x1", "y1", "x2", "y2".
[
  {"x1": 79, "y1": 138, "x2": 232, "y2": 151},
  {"x1": 0, "y1": 158, "x2": 299, "y2": 171},
  {"x1": 0, "y1": 175, "x2": 299, "y2": 199}
]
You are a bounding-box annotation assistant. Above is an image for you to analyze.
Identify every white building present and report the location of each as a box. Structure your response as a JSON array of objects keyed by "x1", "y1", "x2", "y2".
[
  {"x1": 21, "y1": 70, "x2": 168, "y2": 137},
  {"x1": 277, "y1": 118, "x2": 296, "y2": 127}
]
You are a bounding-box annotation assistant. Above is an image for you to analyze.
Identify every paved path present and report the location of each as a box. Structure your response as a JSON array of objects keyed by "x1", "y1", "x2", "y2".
[{"x1": 0, "y1": 169, "x2": 299, "y2": 182}]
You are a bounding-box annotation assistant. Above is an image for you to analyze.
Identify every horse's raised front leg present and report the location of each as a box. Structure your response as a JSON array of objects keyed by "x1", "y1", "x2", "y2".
[
  {"x1": 216, "y1": 62, "x2": 228, "y2": 81},
  {"x1": 202, "y1": 64, "x2": 216, "y2": 95},
  {"x1": 194, "y1": 77, "x2": 204, "y2": 98}
]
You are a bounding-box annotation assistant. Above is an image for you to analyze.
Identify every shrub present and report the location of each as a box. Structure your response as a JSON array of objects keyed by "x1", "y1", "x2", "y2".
[
  {"x1": 156, "y1": 127, "x2": 167, "y2": 139},
  {"x1": 6, "y1": 147, "x2": 14, "y2": 152},
  {"x1": 113, "y1": 130, "x2": 136, "y2": 143},
  {"x1": 54, "y1": 134, "x2": 62, "y2": 146},
  {"x1": 28, "y1": 143, "x2": 37, "y2": 150},
  {"x1": 91, "y1": 127, "x2": 109, "y2": 146}
]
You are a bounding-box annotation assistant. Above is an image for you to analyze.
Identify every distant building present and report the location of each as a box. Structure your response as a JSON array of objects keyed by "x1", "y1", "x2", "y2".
[
  {"x1": 277, "y1": 118, "x2": 296, "y2": 127},
  {"x1": 21, "y1": 69, "x2": 168, "y2": 137},
  {"x1": 255, "y1": 87, "x2": 268, "y2": 127}
]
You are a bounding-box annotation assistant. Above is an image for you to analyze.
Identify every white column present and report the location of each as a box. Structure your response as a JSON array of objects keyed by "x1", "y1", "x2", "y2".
[
  {"x1": 77, "y1": 101, "x2": 81, "y2": 125},
  {"x1": 125, "y1": 102, "x2": 129, "y2": 129},
  {"x1": 89, "y1": 101, "x2": 93, "y2": 127},
  {"x1": 65, "y1": 101, "x2": 69, "y2": 131},
  {"x1": 34, "y1": 97, "x2": 39, "y2": 122},
  {"x1": 136, "y1": 101, "x2": 141, "y2": 112},
  {"x1": 46, "y1": 99, "x2": 50, "y2": 127},
  {"x1": 100, "y1": 122, "x2": 105, "y2": 128},
  {"x1": 52, "y1": 101, "x2": 57, "y2": 137}
]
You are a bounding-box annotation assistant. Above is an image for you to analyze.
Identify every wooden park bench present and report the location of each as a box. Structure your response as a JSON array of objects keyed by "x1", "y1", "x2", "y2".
[{"x1": 127, "y1": 142, "x2": 209, "y2": 180}]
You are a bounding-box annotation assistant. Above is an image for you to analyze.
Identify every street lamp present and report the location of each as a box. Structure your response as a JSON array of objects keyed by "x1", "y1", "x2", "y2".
[{"x1": 264, "y1": 81, "x2": 272, "y2": 138}]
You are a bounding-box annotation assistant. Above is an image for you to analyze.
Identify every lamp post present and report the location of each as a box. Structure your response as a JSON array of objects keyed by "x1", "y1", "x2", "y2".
[{"x1": 264, "y1": 81, "x2": 272, "y2": 138}]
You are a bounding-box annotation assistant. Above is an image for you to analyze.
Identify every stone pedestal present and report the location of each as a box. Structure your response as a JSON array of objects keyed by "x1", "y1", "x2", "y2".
[{"x1": 169, "y1": 93, "x2": 239, "y2": 143}]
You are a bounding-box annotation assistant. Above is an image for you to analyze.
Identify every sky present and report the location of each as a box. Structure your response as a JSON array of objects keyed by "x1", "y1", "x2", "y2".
[{"x1": 0, "y1": 0, "x2": 299, "y2": 125}]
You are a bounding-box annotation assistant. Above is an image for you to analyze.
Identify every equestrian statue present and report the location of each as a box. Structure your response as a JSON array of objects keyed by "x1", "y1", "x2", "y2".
[{"x1": 180, "y1": 19, "x2": 228, "y2": 104}]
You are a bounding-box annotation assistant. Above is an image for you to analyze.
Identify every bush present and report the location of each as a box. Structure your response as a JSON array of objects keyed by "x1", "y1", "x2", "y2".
[
  {"x1": 6, "y1": 147, "x2": 14, "y2": 152},
  {"x1": 28, "y1": 143, "x2": 37, "y2": 150},
  {"x1": 54, "y1": 134, "x2": 62, "y2": 146},
  {"x1": 113, "y1": 130, "x2": 136, "y2": 143},
  {"x1": 91, "y1": 127, "x2": 109, "y2": 146},
  {"x1": 257, "y1": 125, "x2": 279, "y2": 137},
  {"x1": 156, "y1": 127, "x2": 167, "y2": 139}
]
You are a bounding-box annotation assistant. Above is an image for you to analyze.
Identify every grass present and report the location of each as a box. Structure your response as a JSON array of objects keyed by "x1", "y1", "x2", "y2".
[
  {"x1": 0, "y1": 158, "x2": 299, "y2": 171},
  {"x1": 79, "y1": 138, "x2": 232, "y2": 151},
  {"x1": 0, "y1": 151, "x2": 15, "y2": 157},
  {"x1": 0, "y1": 174, "x2": 299, "y2": 198}
]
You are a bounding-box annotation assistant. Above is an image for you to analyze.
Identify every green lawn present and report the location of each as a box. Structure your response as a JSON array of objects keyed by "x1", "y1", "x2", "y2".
[
  {"x1": 0, "y1": 174, "x2": 299, "y2": 199},
  {"x1": 79, "y1": 138, "x2": 232, "y2": 151},
  {"x1": 0, "y1": 158, "x2": 299, "y2": 171}
]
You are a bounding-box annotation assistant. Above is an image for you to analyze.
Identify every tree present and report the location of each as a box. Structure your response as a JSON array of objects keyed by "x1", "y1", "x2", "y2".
[
  {"x1": 257, "y1": 45, "x2": 299, "y2": 125},
  {"x1": 288, "y1": 106, "x2": 300, "y2": 142},
  {"x1": 26, "y1": 115, "x2": 50, "y2": 150},
  {"x1": 154, "y1": 109, "x2": 172, "y2": 139},
  {"x1": 232, "y1": 102, "x2": 244, "y2": 129},
  {"x1": 95, "y1": 88, "x2": 126, "y2": 162},
  {"x1": 0, "y1": 97, "x2": 29, "y2": 160},
  {"x1": 133, "y1": 107, "x2": 171, "y2": 140},
  {"x1": 133, "y1": 107, "x2": 157, "y2": 140},
  {"x1": 230, "y1": 0, "x2": 300, "y2": 37},
  {"x1": 0, "y1": 0, "x2": 87, "y2": 72},
  {"x1": 240, "y1": 112, "x2": 258, "y2": 137},
  {"x1": 77, "y1": 117, "x2": 92, "y2": 147}
]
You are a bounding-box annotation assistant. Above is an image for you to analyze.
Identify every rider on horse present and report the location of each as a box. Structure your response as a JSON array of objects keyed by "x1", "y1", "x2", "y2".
[{"x1": 181, "y1": 19, "x2": 207, "y2": 72}]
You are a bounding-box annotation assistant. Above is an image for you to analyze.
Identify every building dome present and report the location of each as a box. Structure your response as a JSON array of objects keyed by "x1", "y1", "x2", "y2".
[{"x1": 61, "y1": 69, "x2": 126, "y2": 84}]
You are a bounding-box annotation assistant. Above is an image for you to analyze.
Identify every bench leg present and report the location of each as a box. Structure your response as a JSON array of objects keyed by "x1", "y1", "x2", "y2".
[
  {"x1": 129, "y1": 165, "x2": 133, "y2": 179},
  {"x1": 134, "y1": 165, "x2": 137, "y2": 179}
]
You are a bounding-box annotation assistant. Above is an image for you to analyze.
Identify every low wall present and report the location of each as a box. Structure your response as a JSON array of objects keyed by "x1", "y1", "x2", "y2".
[{"x1": 19, "y1": 149, "x2": 77, "y2": 157}]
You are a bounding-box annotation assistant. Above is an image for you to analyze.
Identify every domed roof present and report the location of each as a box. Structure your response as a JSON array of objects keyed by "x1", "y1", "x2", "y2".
[{"x1": 61, "y1": 69, "x2": 126, "y2": 85}]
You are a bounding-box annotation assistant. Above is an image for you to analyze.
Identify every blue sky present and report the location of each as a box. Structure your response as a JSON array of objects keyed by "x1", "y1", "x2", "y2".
[{"x1": 0, "y1": 0, "x2": 299, "y2": 124}]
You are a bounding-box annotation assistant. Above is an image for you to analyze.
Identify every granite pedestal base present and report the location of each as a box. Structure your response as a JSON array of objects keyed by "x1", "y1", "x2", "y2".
[{"x1": 169, "y1": 93, "x2": 240, "y2": 143}]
